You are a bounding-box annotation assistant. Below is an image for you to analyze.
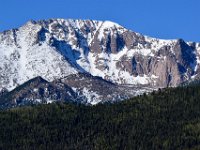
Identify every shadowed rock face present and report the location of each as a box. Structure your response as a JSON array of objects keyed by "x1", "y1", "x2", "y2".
[
  {"x1": 0, "y1": 77, "x2": 77, "y2": 107},
  {"x1": 0, "y1": 18, "x2": 200, "y2": 92},
  {"x1": 0, "y1": 74, "x2": 154, "y2": 108}
]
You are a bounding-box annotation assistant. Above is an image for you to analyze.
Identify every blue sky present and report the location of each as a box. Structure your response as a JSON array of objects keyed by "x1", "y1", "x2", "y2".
[{"x1": 0, "y1": 0, "x2": 199, "y2": 42}]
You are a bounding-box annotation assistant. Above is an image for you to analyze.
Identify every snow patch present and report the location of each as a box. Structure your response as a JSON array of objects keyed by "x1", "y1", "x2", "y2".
[{"x1": 82, "y1": 88, "x2": 101, "y2": 105}]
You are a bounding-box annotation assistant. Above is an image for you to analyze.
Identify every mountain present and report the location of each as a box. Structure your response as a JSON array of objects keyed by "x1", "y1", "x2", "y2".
[
  {"x1": 0, "y1": 18, "x2": 200, "y2": 104},
  {"x1": 0, "y1": 76, "x2": 77, "y2": 108},
  {"x1": 0, "y1": 73, "x2": 155, "y2": 108}
]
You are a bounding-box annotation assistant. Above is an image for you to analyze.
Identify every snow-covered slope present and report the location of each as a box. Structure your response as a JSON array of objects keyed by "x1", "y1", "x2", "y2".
[
  {"x1": 0, "y1": 18, "x2": 200, "y2": 92},
  {"x1": 0, "y1": 74, "x2": 155, "y2": 108}
]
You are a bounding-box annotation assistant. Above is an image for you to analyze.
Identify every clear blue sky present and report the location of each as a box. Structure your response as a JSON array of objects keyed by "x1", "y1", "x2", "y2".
[{"x1": 0, "y1": 0, "x2": 199, "y2": 42}]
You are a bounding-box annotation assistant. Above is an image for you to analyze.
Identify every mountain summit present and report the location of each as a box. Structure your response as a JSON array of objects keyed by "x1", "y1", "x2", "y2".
[{"x1": 0, "y1": 19, "x2": 200, "y2": 104}]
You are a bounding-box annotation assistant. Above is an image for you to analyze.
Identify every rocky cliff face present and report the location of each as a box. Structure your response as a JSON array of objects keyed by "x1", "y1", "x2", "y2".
[{"x1": 0, "y1": 18, "x2": 200, "y2": 93}]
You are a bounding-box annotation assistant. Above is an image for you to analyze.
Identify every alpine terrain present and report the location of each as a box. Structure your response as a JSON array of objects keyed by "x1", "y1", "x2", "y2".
[{"x1": 0, "y1": 18, "x2": 200, "y2": 106}]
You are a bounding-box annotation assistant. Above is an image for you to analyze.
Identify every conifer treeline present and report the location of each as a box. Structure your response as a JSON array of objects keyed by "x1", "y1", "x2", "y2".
[{"x1": 0, "y1": 85, "x2": 200, "y2": 149}]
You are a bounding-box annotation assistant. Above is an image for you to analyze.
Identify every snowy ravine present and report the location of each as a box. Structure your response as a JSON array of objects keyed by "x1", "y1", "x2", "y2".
[{"x1": 0, "y1": 18, "x2": 200, "y2": 98}]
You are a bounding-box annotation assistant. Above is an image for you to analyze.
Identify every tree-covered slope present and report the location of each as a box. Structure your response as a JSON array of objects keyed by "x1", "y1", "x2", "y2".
[{"x1": 0, "y1": 84, "x2": 200, "y2": 150}]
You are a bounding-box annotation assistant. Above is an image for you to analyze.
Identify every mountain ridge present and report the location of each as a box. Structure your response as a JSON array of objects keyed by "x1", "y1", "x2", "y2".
[
  {"x1": 0, "y1": 73, "x2": 154, "y2": 108},
  {"x1": 0, "y1": 18, "x2": 200, "y2": 104}
]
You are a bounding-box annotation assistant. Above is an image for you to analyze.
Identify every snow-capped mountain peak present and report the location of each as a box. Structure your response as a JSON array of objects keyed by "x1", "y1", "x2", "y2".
[{"x1": 0, "y1": 18, "x2": 200, "y2": 94}]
